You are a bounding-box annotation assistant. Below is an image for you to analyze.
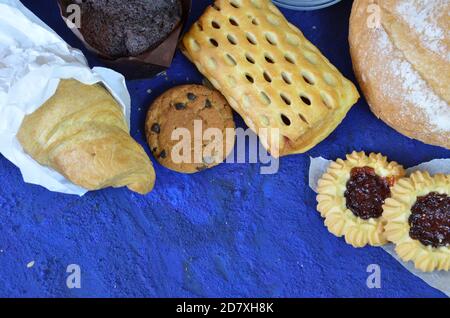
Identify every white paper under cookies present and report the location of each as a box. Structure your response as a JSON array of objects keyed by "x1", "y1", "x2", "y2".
[
  {"x1": 309, "y1": 157, "x2": 450, "y2": 297},
  {"x1": 0, "y1": 0, "x2": 131, "y2": 196}
]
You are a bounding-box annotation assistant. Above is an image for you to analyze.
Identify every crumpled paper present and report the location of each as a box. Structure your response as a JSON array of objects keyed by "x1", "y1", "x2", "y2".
[
  {"x1": 309, "y1": 157, "x2": 450, "y2": 297},
  {"x1": 0, "y1": 0, "x2": 131, "y2": 196}
]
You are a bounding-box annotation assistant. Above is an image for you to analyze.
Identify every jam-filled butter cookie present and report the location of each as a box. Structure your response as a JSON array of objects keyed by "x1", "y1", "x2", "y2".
[
  {"x1": 383, "y1": 171, "x2": 450, "y2": 272},
  {"x1": 145, "y1": 85, "x2": 235, "y2": 174},
  {"x1": 317, "y1": 152, "x2": 405, "y2": 248}
]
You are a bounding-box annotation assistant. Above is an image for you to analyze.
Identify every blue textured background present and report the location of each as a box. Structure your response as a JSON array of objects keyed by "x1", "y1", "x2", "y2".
[{"x1": 0, "y1": 0, "x2": 448, "y2": 298}]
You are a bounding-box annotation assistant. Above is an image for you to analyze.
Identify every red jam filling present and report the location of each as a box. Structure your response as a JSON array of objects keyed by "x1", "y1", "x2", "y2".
[
  {"x1": 409, "y1": 192, "x2": 450, "y2": 248},
  {"x1": 345, "y1": 167, "x2": 393, "y2": 220}
]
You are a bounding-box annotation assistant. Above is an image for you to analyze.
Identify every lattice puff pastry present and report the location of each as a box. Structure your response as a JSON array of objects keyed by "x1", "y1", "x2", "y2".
[
  {"x1": 317, "y1": 152, "x2": 405, "y2": 248},
  {"x1": 182, "y1": 0, "x2": 359, "y2": 157},
  {"x1": 383, "y1": 172, "x2": 450, "y2": 272}
]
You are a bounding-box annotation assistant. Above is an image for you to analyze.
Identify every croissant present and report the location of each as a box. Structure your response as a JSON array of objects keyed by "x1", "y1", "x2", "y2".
[{"x1": 17, "y1": 79, "x2": 156, "y2": 194}]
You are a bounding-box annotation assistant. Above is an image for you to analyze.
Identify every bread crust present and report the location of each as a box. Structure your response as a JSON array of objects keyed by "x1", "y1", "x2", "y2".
[{"x1": 349, "y1": 0, "x2": 450, "y2": 149}]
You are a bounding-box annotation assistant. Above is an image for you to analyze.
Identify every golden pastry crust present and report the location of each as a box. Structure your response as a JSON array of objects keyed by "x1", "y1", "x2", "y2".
[
  {"x1": 17, "y1": 79, "x2": 156, "y2": 195},
  {"x1": 383, "y1": 171, "x2": 450, "y2": 272},
  {"x1": 349, "y1": 0, "x2": 450, "y2": 149},
  {"x1": 182, "y1": 0, "x2": 359, "y2": 157},
  {"x1": 317, "y1": 152, "x2": 405, "y2": 248}
]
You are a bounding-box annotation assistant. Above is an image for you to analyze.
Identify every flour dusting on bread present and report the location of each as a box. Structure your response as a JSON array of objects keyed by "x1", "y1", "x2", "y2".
[
  {"x1": 376, "y1": 29, "x2": 449, "y2": 133},
  {"x1": 395, "y1": 0, "x2": 449, "y2": 61},
  {"x1": 349, "y1": 0, "x2": 450, "y2": 149},
  {"x1": 393, "y1": 59, "x2": 450, "y2": 132}
]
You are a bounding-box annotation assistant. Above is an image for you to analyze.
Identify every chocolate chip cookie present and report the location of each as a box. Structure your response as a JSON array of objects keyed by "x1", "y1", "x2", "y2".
[{"x1": 145, "y1": 85, "x2": 236, "y2": 173}]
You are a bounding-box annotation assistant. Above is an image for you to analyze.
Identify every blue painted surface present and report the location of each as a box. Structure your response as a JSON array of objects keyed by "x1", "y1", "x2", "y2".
[{"x1": 0, "y1": 0, "x2": 448, "y2": 298}]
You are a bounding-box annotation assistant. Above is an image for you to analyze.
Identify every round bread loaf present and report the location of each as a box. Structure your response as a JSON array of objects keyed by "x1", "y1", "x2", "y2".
[{"x1": 349, "y1": 0, "x2": 450, "y2": 149}]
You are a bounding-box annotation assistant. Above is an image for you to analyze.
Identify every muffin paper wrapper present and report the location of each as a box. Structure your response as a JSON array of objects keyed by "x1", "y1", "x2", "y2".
[
  {"x1": 0, "y1": 0, "x2": 131, "y2": 196},
  {"x1": 309, "y1": 157, "x2": 450, "y2": 297},
  {"x1": 57, "y1": 0, "x2": 192, "y2": 80}
]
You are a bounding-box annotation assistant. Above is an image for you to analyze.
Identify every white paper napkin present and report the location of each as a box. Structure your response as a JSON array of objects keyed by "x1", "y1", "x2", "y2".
[
  {"x1": 309, "y1": 157, "x2": 450, "y2": 297},
  {"x1": 0, "y1": 0, "x2": 131, "y2": 196}
]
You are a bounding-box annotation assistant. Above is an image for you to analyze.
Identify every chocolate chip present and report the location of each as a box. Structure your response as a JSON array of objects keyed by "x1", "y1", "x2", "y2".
[
  {"x1": 196, "y1": 165, "x2": 208, "y2": 171},
  {"x1": 205, "y1": 99, "x2": 212, "y2": 108},
  {"x1": 187, "y1": 93, "x2": 197, "y2": 101},
  {"x1": 175, "y1": 102, "x2": 186, "y2": 110},
  {"x1": 159, "y1": 150, "x2": 167, "y2": 159},
  {"x1": 152, "y1": 147, "x2": 157, "y2": 153},
  {"x1": 151, "y1": 123, "x2": 161, "y2": 134}
]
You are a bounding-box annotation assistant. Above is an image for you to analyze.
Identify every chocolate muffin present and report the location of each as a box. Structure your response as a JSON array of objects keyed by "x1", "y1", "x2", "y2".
[{"x1": 76, "y1": 0, "x2": 182, "y2": 57}]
